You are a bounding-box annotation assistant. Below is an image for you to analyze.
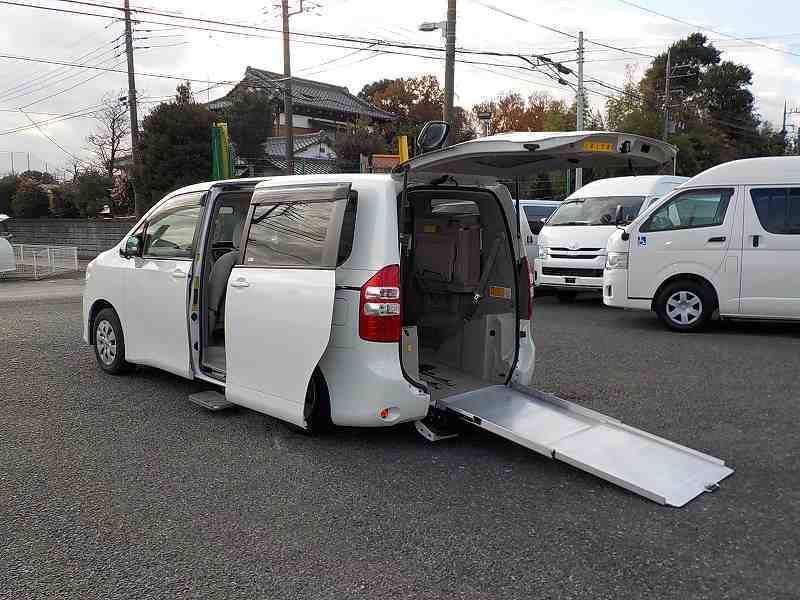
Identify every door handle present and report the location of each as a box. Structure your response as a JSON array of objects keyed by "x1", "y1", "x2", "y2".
[
  {"x1": 752, "y1": 235, "x2": 760, "y2": 248},
  {"x1": 707, "y1": 236, "x2": 726, "y2": 243},
  {"x1": 230, "y1": 277, "x2": 250, "y2": 288},
  {"x1": 171, "y1": 268, "x2": 187, "y2": 279}
]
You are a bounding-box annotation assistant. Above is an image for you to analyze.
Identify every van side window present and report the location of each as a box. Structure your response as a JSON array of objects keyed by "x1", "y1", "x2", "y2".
[
  {"x1": 641, "y1": 189, "x2": 733, "y2": 232},
  {"x1": 243, "y1": 201, "x2": 339, "y2": 268},
  {"x1": 750, "y1": 188, "x2": 800, "y2": 235},
  {"x1": 142, "y1": 193, "x2": 203, "y2": 259},
  {"x1": 337, "y1": 193, "x2": 358, "y2": 265}
]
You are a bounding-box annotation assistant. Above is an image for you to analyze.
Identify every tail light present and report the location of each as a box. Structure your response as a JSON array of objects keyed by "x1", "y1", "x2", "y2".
[
  {"x1": 521, "y1": 256, "x2": 534, "y2": 320},
  {"x1": 359, "y1": 264, "x2": 401, "y2": 342}
]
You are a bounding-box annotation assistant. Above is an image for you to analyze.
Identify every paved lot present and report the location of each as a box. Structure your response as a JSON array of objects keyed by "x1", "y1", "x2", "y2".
[{"x1": 1, "y1": 283, "x2": 799, "y2": 599}]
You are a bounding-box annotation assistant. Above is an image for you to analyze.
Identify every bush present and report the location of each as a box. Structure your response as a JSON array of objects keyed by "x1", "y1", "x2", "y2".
[
  {"x1": 11, "y1": 178, "x2": 49, "y2": 218},
  {"x1": 0, "y1": 175, "x2": 16, "y2": 215}
]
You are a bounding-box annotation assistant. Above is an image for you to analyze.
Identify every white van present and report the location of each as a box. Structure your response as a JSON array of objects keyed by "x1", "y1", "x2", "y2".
[
  {"x1": 0, "y1": 214, "x2": 15, "y2": 273},
  {"x1": 517, "y1": 198, "x2": 561, "y2": 264},
  {"x1": 604, "y1": 157, "x2": 800, "y2": 331},
  {"x1": 535, "y1": 176, "x2": 687, "y2": 300},
  {"x1": 82, "y1": 128, "x2": 734, "y2": 506}
]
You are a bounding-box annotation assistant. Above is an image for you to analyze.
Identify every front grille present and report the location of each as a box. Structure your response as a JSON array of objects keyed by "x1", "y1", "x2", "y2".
[
  {"x1": 542, "y1": 267, "x2": 604, "y2": 278},
  {"x1": 550, "y1": 247, "x2": 603, "y2": 252},
  {"x1": 549, "y1": 253, "x2": 601, "y2": 259}
]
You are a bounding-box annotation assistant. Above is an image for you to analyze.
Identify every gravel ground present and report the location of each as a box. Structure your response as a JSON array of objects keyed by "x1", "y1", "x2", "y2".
[{"x1": 1, "y1": 290, "x2": 798, "y2": 599}]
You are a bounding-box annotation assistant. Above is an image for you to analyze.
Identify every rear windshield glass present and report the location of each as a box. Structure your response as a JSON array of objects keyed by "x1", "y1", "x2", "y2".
[
  {"x1": 523, "y1": 205, "x2": 558, "y2": 221},
  {"x1": 548, "y1": 196, "x2": 645, "y2": 226}
]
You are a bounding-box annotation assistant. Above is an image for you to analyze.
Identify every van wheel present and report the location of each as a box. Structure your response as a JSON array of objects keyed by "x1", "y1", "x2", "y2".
[
  {"x1": 556, "y1": 291, "x2": 578, "y2": 303},
  {"x1": 300, "y1": 369, "x2": 332, "y2": 435},
  {"x1": 93, "y1": 307, "x2": 131, "y2": 374},
  {"x1": 655, "y1": 280, "x2": 714, "y2": 332}
]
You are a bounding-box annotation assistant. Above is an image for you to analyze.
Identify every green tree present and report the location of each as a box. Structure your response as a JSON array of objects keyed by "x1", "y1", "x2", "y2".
[
  {"x1": 332, "y1": 120, "x2": 387, "y2": 169},
  {"x1": 138, "y1": 82, "x2": 217, "y2": 210},
  {"x1": 0, "y1": 175, "x2": 17, "y2": 215},
  {"x1": 223, "y1": 89, "x2": 274, "y2": 161},
  {"x1": 63, "y1": 170, "x2": 112, "y2": 217},
  {"x1": 19, "y1": 170, "x2": 56, "y2": 185},
  {"x1": 11, "y1": 178, "x2": 50, "y2": 218}
]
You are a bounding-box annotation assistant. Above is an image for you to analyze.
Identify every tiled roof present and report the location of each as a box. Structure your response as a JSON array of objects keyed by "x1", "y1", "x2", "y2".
[
  {"x1": 209, "y1": 67, "x2": 396, "y2": 122},
  {"x1": 262, "y1": 131, "x2": 330, "y2": 156}
]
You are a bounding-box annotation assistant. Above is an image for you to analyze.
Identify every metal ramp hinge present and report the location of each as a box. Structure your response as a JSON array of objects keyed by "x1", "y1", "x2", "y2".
[{"x1": 414, "y1": 413, "x2": 459, "y2": 442}]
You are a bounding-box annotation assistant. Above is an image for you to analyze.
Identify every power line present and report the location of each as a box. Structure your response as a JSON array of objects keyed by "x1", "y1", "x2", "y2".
[
  {"x1": 18, "y1": 108, "x2": 87, "y2": 163},
  {"x1": 611, "y1": 0, "x2": 800, "y2": 59}
]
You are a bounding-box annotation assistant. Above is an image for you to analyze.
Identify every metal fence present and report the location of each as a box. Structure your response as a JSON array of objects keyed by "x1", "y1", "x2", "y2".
[{"x1": 1, "y1": 244, "x2": 79, "y2": 280}]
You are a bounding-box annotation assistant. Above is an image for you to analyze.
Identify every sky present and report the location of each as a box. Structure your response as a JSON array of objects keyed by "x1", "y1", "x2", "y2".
[{"x1": 0, "y1": 0, "x2": 799, "y2": 177}]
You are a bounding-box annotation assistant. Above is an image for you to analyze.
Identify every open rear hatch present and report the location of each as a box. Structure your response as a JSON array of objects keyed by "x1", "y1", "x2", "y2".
[{"x1": 401, "y1": 131, "x2": 733, "y2": 507}]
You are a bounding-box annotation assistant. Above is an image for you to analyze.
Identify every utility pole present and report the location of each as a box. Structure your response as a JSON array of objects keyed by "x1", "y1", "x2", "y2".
[
  {"x1": 10, "y1": 152, "x2": 14, "y2": 175},
  {"x1": 781, "y1": 100, "x2": 800, "y2": 154},
  {"x1": 26, "y1": 152, "x2": 30, "y2": 172},
  {"x1": 662, "y1": 49, "x2": 671, "y2": 141},
  {"x1": 281, "y1": 0, "x2": 301, "y2": 176},
  {"x1": 443, "y1": 0, "x2": 456, "y2": 146},
  {"x1": 576, "y1": 30, "x2": 585, "y2": 189},
  {"x1": 124, "y1": 0, "x2": 142, "y2": 216}
]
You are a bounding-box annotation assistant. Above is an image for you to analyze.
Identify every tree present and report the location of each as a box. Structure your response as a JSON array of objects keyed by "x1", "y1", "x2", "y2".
[
  {"x1": 332, "y1": 120, "x2": 387, "y2": 170},
  {"x1": 19, "y1": 170, "x2": 56, "y2": 185},
  {"x1": 86, "y1": 93, "x2": 130, "y2": 181},
  {"x1": 0, "y1": 175, "x2": 17, "y2": 215},
  {"x1": 138, "y1": 82, "x2": 217, "y2": 210},
  {"x1": 359, "y1": 74, "x2": 474, "y2": 149},
  {"x1": 223, "y1": 89, "x2": 274, "y2": 161},
  {"x1": 62, "y1": 170, "x2": 112, "y2": 217},
  {"x1": 471, "y1": 92, "x2": 576, "y2": 134},
  {"x1": 11, "y1": 178, "x2": 49, "y2": 218}
]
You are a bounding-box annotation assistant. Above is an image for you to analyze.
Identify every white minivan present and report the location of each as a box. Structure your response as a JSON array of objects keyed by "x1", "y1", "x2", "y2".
[
  {"x1": 0, "y1": 214, "x2": 15, "y2": 274},
  {"x1": 535, "y1": 176, "x2": 687, "y2": 300},
  {"x1": 604, "y1": 157, "x2": 800, "y2": 331},
  {"x1": 83, "y1": 129, "x2": 739, "y2": 505}
]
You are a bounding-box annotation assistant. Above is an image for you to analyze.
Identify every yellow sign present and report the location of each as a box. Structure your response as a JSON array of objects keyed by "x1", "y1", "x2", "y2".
[
  {"x1": 582, "y1": 141, "x2": 615, "y2": 153},
  {"x1": 398, "y1": 135, "x2": 410, "y2": 162},
  {"x1": 488, "y1": 286, "x2": 512, "y2": 300}
]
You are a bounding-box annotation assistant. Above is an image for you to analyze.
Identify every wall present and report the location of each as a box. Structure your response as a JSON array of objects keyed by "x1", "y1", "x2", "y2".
[{"x1": 6, "y1": 219, "x2": 135, "y2": 259}]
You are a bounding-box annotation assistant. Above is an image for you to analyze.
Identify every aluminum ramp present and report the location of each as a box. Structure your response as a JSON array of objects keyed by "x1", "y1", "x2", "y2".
[{"x1": 439, "y1": 385, "x2": 733, "y2": 507}]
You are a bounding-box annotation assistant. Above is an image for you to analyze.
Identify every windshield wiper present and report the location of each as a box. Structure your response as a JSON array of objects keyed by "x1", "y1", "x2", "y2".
[{"x1": 551, "y1": 221, "x2": 590, "y2": 226}]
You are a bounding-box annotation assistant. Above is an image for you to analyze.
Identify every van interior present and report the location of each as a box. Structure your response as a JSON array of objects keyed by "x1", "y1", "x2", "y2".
[
  {"x1": 200, "y1": 190, "x2": 252, "y2": 378},
  {"x1": 400, "y1": 187, "x2": 522, "y2": 402}
]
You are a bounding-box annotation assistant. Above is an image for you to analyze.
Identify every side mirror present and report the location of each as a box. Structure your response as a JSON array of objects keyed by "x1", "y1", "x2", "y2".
[
  {"x1": 120, "y1": 235, "x2": 142, "y2": 259},
  {"x1": 416, "y1": 121, "x2": 451, "y2": 154},
  {"x1": 530, "y1": 220, "x2": 545, "y2": 234},
  {"x1": 614, "y1": 205, "x2": 625, "y2": 225}
]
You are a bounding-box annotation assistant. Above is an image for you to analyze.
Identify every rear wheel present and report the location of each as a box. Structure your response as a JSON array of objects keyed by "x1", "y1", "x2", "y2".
[
  {"x1": 655, "y1": 280, "x2": 714, "y2": 332},
  {"x1": 556, "y1": 290, "x2": 578, "y2": 303},
  {"x1": 93, "y1": 307, "x2": 131, "y2": 374},
  {"x1": 299, "y1": 369, "x2": 332, "y2": 435}
]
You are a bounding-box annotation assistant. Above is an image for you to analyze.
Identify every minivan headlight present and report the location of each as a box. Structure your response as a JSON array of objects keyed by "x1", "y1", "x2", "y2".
[
  {"x1": 605, "y1": 251, "x2": 628, "y2": 270},
  {"x1": 537, "y1": 245, "x2": 548, "y2": 259}
]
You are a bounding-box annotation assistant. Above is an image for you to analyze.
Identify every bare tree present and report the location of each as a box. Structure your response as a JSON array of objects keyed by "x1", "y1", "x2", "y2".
[{"x1": 86, "y1": 92, "x2": 130, "y2": 181}]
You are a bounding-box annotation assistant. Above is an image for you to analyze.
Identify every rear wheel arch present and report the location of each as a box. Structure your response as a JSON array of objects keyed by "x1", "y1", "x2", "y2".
[
  {"x1": 301, "y1": 366, "x2": 333, "y2": 434},
  {"x1": 651, "y1": 274, "x2": 719, "y2": 312}
]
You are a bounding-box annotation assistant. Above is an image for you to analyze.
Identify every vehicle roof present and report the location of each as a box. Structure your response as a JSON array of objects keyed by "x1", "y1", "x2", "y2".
[
  {"x1": 681, "y1": 156, "x2": 800, "y2": 187},
  {"x1": 517, "y1": 198, "x2": 562, "y2": 206},
  {"x1": 569, "y1": 175, "x2": 688, "y2": 198},
  {"x1": 164, "y1": 173, "x2": 394, "y2": 200}
]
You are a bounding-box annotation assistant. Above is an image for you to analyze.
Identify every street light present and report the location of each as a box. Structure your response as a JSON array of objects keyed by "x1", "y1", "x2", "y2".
[{"x1": 418, "y1": 21, "x2": 447, "y2": 39}]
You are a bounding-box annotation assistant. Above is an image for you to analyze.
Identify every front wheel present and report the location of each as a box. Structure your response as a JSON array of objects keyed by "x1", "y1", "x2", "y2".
[
  {"x1": 655, "y1": 280, "x2": 714, "y2": 332},
  {"x1": 93, "y1": 307, "x2": 131, "y2": 374}
]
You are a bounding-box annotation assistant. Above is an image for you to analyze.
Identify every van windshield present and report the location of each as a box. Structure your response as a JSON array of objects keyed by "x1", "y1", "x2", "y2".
[{"x1": 547, "y1": 196, "x2": 646, "y2": 226}]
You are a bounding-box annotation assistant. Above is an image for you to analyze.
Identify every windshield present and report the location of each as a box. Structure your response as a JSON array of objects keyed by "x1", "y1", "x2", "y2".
[{"x1": 547, "y1": 196, "x2": 646, "y2": 226}]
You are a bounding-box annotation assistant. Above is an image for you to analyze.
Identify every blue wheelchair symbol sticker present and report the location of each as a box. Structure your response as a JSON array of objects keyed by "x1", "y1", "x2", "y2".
[{"x1": 638, "y1": 235, "x2": 647, "y2": 247}]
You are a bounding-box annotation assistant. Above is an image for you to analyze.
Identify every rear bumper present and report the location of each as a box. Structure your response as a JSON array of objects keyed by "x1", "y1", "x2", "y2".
[{"x1": 602, "y1": 269, "x2": 651, "y2": 310}]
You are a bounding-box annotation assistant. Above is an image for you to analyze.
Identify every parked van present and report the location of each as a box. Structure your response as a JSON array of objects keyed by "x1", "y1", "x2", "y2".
[
  {"x1": 82, "y1": 129, "x2": 736, "y2": 506},
  {"x1": 517, "y1": 198, "x2": 561, "y2": 264},
  {"x1": 604, "y1": 157, "x2": 800, "y2": 331},
  {"x1": 0, "y1": 214, "x2": 14, "y2": 273},
  {"x1": 535, "y1": 176, "x2": 687, "y2": 300}
]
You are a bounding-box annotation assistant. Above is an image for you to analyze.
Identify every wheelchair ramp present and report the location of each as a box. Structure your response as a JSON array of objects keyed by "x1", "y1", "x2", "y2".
[{"x1": 440, "y1": 385, "x2": 733, "y2": 507}]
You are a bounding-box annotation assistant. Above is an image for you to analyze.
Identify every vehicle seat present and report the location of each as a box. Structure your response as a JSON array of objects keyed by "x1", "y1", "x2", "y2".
[{"x1": 207, "y1": 224, "x2": 244, "y2": 334}]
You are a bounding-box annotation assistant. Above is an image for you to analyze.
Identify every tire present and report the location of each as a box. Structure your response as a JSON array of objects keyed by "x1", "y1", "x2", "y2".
[
  {"x1": 556, "y1": 290, "x2": 578, "y2": 303},
  {"x1": 655, "y1": 280, "x2": 714, "y2": 332},
  {"x1": 297, "y1": 369, "x2": 333, "y2": 435},
  {"x1": 92, "y1": 307, "x2": 131, "y2": 374}
]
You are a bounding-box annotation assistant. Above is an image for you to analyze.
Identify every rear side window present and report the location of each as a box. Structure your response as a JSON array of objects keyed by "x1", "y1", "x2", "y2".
[
  {"x1": 142, "y1": 193, "x2": 203, "y2": 259},
  {"x1": 244, "y1": 201, "x2": 338, "y2": 268},
  {"x1": 750, "y1": 188, "x2": 800, "y2": 235},
  {"x1": 337, "y1": 194, "x2": 358, "y2": 265},
  {"x1": 641, "y1": 189, "x2": 733, "y2": 232}
]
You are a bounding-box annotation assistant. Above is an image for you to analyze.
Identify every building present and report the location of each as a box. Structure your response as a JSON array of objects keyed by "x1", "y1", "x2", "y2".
[{"x1": 235, "y1": 130, "x2": 340, "y2": 177}]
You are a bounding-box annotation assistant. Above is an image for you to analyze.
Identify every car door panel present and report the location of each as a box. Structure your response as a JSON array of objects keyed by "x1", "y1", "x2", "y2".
[
  {"x1": 739, "y1": 186, "x2": 800, "y2": 317},
  {"x1": 224, "y1": 182, "x2": 350, "y2": 427}
]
